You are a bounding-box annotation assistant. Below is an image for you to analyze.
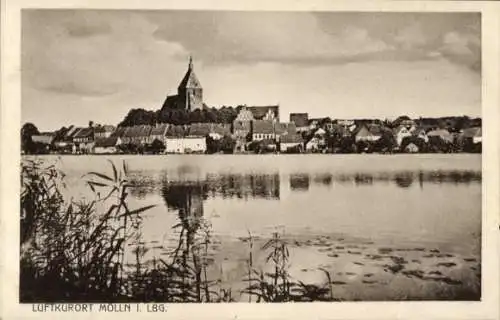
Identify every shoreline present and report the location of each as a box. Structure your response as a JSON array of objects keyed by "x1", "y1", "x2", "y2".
[{"x1": 21, "y1": 152, "x2": 482, "y2": 156}]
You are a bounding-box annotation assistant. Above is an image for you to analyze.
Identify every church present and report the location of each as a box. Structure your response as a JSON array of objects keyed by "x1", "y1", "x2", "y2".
[{"x1": 161, "y1": 56, "x2": 204, "y2": 112}]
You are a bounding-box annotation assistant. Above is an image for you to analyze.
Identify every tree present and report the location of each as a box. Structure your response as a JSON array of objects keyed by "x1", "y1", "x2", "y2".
[
  {"x1": 119, "y1": 108, "x2": 157, "y2": 127},
  {"x1": 220, "y1": 135, "x2": 236, "y2": 153},
  {"x1": 373, "y1": 130, "x2": 396, "y2": 153},
  {"x1": 21, "y1": 123, "x2": 39, "y2": 154},
  {"x1": 149, "y1": 139, "x2": 166, "y2": 154}
]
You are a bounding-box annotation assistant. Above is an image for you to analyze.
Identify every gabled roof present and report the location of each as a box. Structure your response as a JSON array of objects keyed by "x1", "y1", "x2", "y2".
[
  {"x1": 274, "y1": 122, "x2": 296, "y2": 135},
  {"x1": 289, "y1": 113, "x2": 309, "y2": 127},
  {"x1": 235, "y1": 107, "x2": 255, "y2": 122},
  {"x1": 123, "y1": 125, "x2": 152, "y2": 137},
  {"x1": 166, "y1": 125, "x2": 187, "y2": 137},
  {"x1": 178, "y1": 58, "x2": 202, "y2": 90},
  {"x1": 247, "y1": 106, "x2": 279, "y2": 121},
  {"x1": 111, "y1": 126, "x2": 128, "y2": 138},
  {"x1": 74, "y1": 127, "x2": 93, "y2": 138},
  {"x1": 252, "y1": 120, "x2": 274, "y2": 134},
  {"x1": 355, "y1": 124, "x2": 384, "y2": 137},
  {"x1": 32, "y1": 134, "x2": 55, "y2": 144},
  {"x1": 95, "y1": 137, "x2": 119, "y2": 148},
  {"x1": 95, "y1": 125, "x2": 115, "y2": 133},
  {"x1": 63, "y1": 126, "x2": 77, "y2": 137},
  {"x1": 67, "y1": 127, "x2": 84, "y2": 138},
  {"x1": 150, "y1": 123, "x2": 169, "y2": 136},
  {"x1": 427, "y1": 128, "x2": 451, "y2": 137},
  {"x1": 162, "y1": 94, "x2": 180, "y2": 110},
  {"x1": 188, "y1": 123, "x2": 212, "y2": 136}
]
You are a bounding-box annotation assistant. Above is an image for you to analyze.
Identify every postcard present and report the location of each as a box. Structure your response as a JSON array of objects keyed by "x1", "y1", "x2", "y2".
[{"x1": 1, "y1": 0, "x2": 499, "y2": 319}]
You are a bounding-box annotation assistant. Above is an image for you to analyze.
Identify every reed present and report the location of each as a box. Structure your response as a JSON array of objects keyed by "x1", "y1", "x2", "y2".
[{"x1": 21, "y1": 159, "x2": 342, "y2": 302}]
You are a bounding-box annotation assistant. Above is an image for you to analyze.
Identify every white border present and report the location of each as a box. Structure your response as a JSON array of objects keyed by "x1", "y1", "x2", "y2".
[{"x1": 1, "y1": 1, "x2": 499, "y2": 319}]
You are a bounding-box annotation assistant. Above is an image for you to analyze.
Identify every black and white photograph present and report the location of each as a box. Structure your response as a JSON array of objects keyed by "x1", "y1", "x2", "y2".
[
  {"x1": 2, "y1": 2, "x2": 499, "y2": 318},
  {"x1": 17, "y1": 8, "x2": 485, "y2": 303}
]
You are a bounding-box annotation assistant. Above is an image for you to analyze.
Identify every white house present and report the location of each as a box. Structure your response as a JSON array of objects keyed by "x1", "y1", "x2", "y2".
[
  {"x1": 393, "y1": 125, "x2": 412, "y2": 146},
  {"x1": 165, "y1": 137, "x2": 206, "y2": 154},
  {"x1": 94, "y1": 125, "x2": 115, "y2": 139},
  {"x1": 280, "y1": 134, "x2": 304, "y2": 153},
  {"x1": 354, "y1": 124, "x2": 382, "y2": 142},
  {"x1": 306, "y1": 136, "x2": 324, "y2": 152}
]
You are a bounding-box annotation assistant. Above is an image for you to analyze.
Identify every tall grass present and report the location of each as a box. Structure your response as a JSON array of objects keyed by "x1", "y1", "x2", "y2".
[
  {"x1": 242, "y1": 231, "x2": 339, "y2": 302},
  {"x1": 21, "y1": 159, "x2": 154, "y2": 301}
]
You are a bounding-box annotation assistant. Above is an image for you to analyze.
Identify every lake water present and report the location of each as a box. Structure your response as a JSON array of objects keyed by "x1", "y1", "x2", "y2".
[{"x1": 26, "y1": 154, "x2": 482, "y2": 300}]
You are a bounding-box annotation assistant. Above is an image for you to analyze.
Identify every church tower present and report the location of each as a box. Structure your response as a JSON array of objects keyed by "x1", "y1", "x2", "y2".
[{"x1": 177, "y1": 56, "x2": 203, "y2": 112}]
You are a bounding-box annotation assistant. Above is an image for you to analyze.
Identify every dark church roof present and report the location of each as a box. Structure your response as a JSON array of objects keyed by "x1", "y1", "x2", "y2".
[
  {"x1": 178, "y1": 57, "x2": 202, "y2": 90},
  {"x1": 162, "y1": 94, "x2": 180, "y2": 110}
]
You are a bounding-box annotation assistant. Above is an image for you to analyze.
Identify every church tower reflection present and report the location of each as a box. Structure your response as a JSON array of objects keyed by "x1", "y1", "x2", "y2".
[{"x1": 161, "y1": 182, "x2": 206, "y2": 232}]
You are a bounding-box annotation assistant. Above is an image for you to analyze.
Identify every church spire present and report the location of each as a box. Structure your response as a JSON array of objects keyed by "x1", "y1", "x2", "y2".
[{"x1": 188, "y1": 55, "x2": 193, "y2": 70}]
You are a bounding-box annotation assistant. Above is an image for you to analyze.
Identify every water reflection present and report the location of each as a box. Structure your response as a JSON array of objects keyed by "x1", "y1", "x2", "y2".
[
  {"x1": 290, "y1": 174, "x2": 310, "y2": 191},
  {"x1": 306, "y1": 170, "x2": 481, "y2": 190},
  {"x1": 162, "y1": 183, "x2": 206, "y2": 225},
  {"x1": 127, "y1": 170, "x2": 480, "y2": 202}
]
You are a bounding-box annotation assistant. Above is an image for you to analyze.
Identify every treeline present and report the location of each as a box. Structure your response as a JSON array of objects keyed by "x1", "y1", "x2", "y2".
[{"x1": 118, "y1": 106, "x2": 241, "y2": 127}]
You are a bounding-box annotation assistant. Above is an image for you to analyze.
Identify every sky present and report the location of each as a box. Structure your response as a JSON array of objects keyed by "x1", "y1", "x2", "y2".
[{"x1": 21, "y1": 10, "x2": 481, "y2": 131}]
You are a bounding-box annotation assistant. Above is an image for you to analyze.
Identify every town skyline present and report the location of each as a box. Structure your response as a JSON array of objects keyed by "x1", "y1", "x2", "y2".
[{"x1": 22, "y1": 10, "x2": 481, "y2": 131}]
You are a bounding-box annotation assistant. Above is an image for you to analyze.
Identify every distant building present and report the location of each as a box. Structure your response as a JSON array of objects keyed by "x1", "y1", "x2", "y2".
[
  {"x1": 242, "y1": 105, "x2": 280, "y2": 122},
  {"x1": 73, "y1": 127, "x2": 94, "y2": 153},
  {"x1": 164, "y1": 124, "x2": 206, "y2": 154},
  {"x1": 393, "y1": 125, "x2": 412, "y2": 146},
  {"x1": 305, "y1": 136, "x2": 324, "y2": 152},
  {"x1": 404, "y1": 142, "x2": 419, "y2": 153},
  {"x1": 354, "y1": 124, "x2": 383, "y2": 142},
  {"x1": 460, "y1": 127, "x2": 482, "y2": 144},
  {"x1": 427, "y1": 129, "x2": 453, "y2": 143},
  {"x1": 94, "y1": 125, "x2": 115, "y2": 139},
  {"x1": 209, "y1": 123, "x2": 231, "y2": 140},
  {"x1": 149, "y1": 123, "x2": 169, "y2": 144},
  {"x1": 233, "y1": 107, "x2": 254, "y2": 151},
  {"x1": 31, "y1": 133, "x2": 55, "y2": 145},
  {"x1": 94, "y1": 137, "x2": 122, "y2": 154},
  {"x1": 251, "y1": 120, "x2": 274, "y2": 141},
  {"x1": 273, "y1": 122, "x2": 296, "y2": 142},
  {"x1": 289, "y1": 113, "x2": 309, "y2": 132},
  {"x1": 280, "y1": 134, "x2": 304, "y2": 153},
  {"x1": 122, "y1": 125, "x2": 153, "y2": 145},
  {"x1": 161, "y1": 56, "x2": 204, "y2": 112}
]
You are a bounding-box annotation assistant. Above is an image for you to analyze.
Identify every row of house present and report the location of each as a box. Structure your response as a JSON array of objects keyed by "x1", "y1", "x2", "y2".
[
  {"x1": 297, "y1": 117, "x2": 482, "y2": 153},
  {"x1": 30, "y1": 106, "x2": 482, "y2": 155},
  {"x1": 29, "y1": 105, "x2": 305, "y2": 154}
]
